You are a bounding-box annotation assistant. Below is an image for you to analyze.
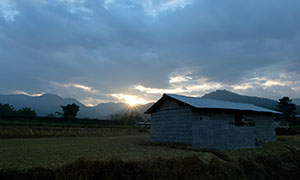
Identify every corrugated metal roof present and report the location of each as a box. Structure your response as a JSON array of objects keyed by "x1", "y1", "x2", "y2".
[{"x1": 161, "y1": 94, "x2": 281, "y2": 114}]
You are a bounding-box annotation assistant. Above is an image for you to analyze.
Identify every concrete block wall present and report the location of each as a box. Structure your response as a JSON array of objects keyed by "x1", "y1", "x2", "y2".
[
  {"x1": 226, "y1": 126, "x2": 256, "y2": 149},
  {"x1": 151, "y1": 99, "x2": 193, "y2": 144},
  {"x1": 247, "y1": 114, "x2": 276, "y2": 143},
  {"x1": 192, "y1": 111, "x2": 276, "y2": 145},
  {"x1": 150, "y1": 98, "x2": 276, "y2": 149},
  {"x1": 192, "y1": 112, "x2": 255, "y2": 149},
  {"x1": 192, "y1": 119, "x2": 227, "y2": 148},
  {"x1": 192, "y1": 111, "x2": 234, "y2": 122}
]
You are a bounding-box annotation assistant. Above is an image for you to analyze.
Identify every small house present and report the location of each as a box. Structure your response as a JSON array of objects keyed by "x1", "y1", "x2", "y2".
[{"x1": 145, "y1": 94, "x2": 281, "y2": 149}]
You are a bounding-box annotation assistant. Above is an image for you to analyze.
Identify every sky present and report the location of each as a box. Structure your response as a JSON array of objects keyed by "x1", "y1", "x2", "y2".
[{"x1": 0, "y1": 0, "x2": 300, "y2": 106}]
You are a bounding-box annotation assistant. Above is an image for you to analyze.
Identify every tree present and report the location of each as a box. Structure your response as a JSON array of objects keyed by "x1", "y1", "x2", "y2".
[
  {"x1": 61, "y1": 103, "x2": 80, "y2": 120},
  {"x1": 0, "y1": 103, "x2": 15, "y2": 119},
  {"x1": 276, "y1": 97, "x2": 296, "y2": 125},
  {"x1": 17, "y1": 107, "x2": 37, "y2": 118}
]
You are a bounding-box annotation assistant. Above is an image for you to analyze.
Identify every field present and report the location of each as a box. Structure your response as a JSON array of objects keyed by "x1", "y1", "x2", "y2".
[
  {"x1": 0, "y1": 125, "x2": 148, "y2": 138},
  {"x1": 0, "y1": 134, "x2": 300, "y2": 179},
  {"x1": 0, "y1": 135, "x2": 183, "y2": 169},
  {"x1": 0, "y1": 120, "x2": 300, "y2": 179},
  {"x1": 0, "y1": 119, "x2": 149, "y2": 138}
]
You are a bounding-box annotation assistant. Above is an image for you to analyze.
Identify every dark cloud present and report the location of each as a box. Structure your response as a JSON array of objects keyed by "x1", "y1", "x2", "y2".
[{"x1": 0, "y1": 0, "x2": 300, "y2": 104}]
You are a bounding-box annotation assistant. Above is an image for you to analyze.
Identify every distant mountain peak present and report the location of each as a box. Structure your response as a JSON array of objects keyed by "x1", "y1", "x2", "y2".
[
  {"x1": 40, "y1": 93, "x2": 61, "y2": 98},
  {"x1": 204, "y1": 89, "x2": 274, "y2": 100},
  {"x1": 214, "y1": 89, "x2": 232, "y2": 93},
  {"x1": 204, "y1": 89, "x2": 238, "y2": 97},
  {"x1": 203, "y1": 89, "x2": 300, "y2": 114},
  {"x1": 293, "y1": 98, "x2": 300, "y2": 106},
  {"x1": 41, "y1": 93, "x2": 58, "y2": 96}
]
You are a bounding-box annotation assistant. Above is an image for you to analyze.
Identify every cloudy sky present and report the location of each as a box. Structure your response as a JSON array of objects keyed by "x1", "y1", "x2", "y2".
[{"x1": 1, "y1": 0, "x2": 300, "y2": 106}]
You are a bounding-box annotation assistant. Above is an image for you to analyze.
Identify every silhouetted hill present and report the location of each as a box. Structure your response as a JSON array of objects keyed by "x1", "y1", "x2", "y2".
[
  {"x1": 0, "y1": 93, "x2": 101, "y2": 118},
  {"x1": 202, "y1": 90, "x2": 300, "y2": 114},
  {"x1": 91, "y1": 102, "x2": 128, "y2": 117},
  {"x1": 293, "y1": 98, "x2": 300, "y2": 106},
  {"x1": 0, "y1": 93, "x2": 153, "y2": 119}
]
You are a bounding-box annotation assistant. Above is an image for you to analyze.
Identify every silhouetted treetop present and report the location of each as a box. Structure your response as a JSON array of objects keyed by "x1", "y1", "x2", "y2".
[
  {"x1": 61, "y1": 103, "x2": 80, "y2": 120},
  {"x1": 277, "y1": 97, "x2": 296, "y2": 125},
  {"x1": 17, "y1": 107, "x2": 37, "y2": 118},
  {"x1": 0, "y1": 103, "x2": 15, "y2": 119}
]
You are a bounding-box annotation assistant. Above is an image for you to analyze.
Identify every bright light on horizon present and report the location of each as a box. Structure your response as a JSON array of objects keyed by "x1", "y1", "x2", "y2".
[{"x1": 111, "y1": 93, "x2": 149, "y2": 107}]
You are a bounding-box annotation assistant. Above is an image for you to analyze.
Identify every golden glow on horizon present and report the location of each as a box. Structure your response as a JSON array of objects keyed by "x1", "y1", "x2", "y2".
[{"x1": 111, "y1": 93, "x2": 148, "y2": 107}]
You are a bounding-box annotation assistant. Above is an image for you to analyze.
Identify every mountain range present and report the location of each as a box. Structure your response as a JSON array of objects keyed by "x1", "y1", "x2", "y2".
[
  {"x1": 0, "y1": 93, "x2": 144, "y2": 119},
  {"x1": 0, "y1": 90, "x2": 299, "y2": 118},
  {"x1": 292, "y1": 98, "x2": 300, "y2": 106},
  {"x1": 202, "y1": 90, "x2": 300, "y2": 114}
]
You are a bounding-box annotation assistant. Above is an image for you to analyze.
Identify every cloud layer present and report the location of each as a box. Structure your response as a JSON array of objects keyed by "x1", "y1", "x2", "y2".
[{"x1": 1, "y1": 0, "x2": 300, "y2": 105}]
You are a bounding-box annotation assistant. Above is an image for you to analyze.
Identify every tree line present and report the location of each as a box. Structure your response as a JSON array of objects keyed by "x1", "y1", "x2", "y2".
[
  {"x1": 0, "y1": 103, "x2": 80, "y2": 120},
  {"x1": 0, "y1": 104, "x2": 37, "y2": 119},
  {"x1": 0, "y1": 102, "x2": 146, "y2": 125}
]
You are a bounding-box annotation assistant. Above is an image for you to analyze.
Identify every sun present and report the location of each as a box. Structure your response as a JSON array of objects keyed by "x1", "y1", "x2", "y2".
[
  {"x1": 127, "y1": 98, "x2": 139, "y2": 107},
  {"x1": 125, "y1": 95, "x2": 147, "y2": 107},
  {"x1": 111, "y1": 94, "x2": 148, "y2": 107}
]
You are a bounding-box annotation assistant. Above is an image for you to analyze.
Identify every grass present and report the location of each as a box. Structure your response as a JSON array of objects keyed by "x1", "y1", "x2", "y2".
[
  {"x1": 292, "y1": 125, "x2": 300, "y2": 132},
  {"x1": 0, "y1": 135, "x2": 199, "y2": 169},
  {"x1": 0, "y1": 119, "x2": 149, "y2": 138},
  {"x1": 0, "y1": 118, "x2": 142, "y2": 129},
  {"x1": 0, "y1": 135, "x2": 299, "y2": 168},
  {"x1": 0, "y1": 125, "x2": 149, "y2": 138},
  {"x1": 0, "y1": 135, "x2": 300, "y2": 179}
]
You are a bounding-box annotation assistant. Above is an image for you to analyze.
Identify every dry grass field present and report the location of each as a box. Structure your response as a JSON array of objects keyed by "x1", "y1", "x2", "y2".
[{"x1": 0, "y1": 134, "x2": 300, "y2": 179}]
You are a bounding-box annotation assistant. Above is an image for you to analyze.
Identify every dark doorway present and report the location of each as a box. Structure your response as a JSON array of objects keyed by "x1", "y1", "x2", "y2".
[{"x1": 234, "y1": 112, "x2": 244, "y2": 126}]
